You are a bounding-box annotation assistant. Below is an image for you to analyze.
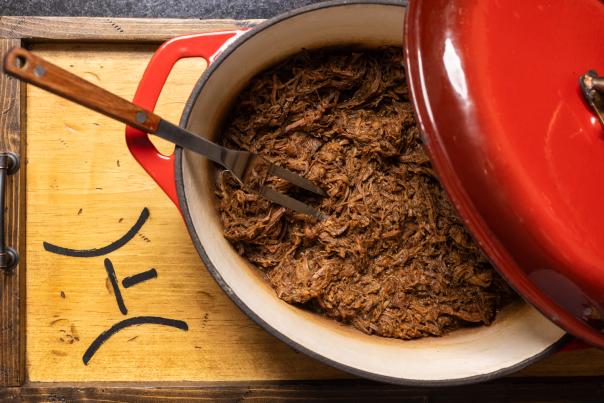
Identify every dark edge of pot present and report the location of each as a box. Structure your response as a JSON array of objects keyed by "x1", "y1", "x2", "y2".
[{"x1": 174, "y1": 0, "x2": 570, "y2": 387}]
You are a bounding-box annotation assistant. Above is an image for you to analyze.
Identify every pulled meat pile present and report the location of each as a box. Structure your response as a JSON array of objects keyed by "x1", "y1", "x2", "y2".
[{"x1": 216, "y1": 47, "x2": 514, "y2": 340}]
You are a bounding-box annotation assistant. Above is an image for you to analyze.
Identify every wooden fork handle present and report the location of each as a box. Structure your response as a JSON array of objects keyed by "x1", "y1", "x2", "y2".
[{"x1": 3, "y1": 46, "x2": 161, "y2": 133}]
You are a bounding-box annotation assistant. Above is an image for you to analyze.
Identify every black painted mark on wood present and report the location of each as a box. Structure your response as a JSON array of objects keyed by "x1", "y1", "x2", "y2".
[
  {"x1": 108, "y1": 19, "x2": 125, "y2": 33},
  {"x1": 43, "y1": 207, "x2": 150, "y2": 257},
  {"x1": 122, "y1": 268, "x2": 157, "y2": 288},
  {"x1": 104, "y1": 258, "x2": 127, "y2": 315},
  {"x1": 82, "y1": 316, "x2": 188, "y2": 365}
]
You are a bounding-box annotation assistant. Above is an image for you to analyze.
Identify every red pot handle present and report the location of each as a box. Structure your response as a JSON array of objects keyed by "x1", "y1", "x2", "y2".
[{"x1": 126, "y1": 31, "x2": 244, "y2": 208}]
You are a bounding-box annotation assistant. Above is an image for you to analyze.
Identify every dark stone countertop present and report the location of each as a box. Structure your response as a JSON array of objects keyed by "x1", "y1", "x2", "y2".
[{"x1": 0, "y1": 0, "x2": 327, "y2": 19}]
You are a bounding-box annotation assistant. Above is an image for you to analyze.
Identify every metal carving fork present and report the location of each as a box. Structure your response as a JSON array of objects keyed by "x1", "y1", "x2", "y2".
[{"x1": 3, "y1": 47, "x2": 326, "y2": 218}]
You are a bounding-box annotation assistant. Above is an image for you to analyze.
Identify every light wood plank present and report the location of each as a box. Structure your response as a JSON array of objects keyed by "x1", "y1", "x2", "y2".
[
  {"x1": 0, "y1": 38, "x2": 25, "y2": 387},
  {"x1": 25, "y1": 43, "x2": 345, "y2": 382},
  {"x1": 0, "y1": 17, "x2": 261, "y2": 42}
]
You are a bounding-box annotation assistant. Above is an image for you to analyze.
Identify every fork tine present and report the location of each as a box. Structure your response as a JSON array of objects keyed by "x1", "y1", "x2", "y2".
[
  {"x1": 259, "y1": 186, "x2": 324, "y2": 220},
  {"x1": 268, "y1": 164, "x2": 327, "y2": 197}
]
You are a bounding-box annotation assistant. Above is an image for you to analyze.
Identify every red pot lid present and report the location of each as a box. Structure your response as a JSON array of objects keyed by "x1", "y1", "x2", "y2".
[{"x1": 404, "y1": 0, "x2": 604, "y2": 347}]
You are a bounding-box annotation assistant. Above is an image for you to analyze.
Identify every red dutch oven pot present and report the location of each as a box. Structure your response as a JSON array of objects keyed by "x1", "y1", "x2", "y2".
[{"x1": 123, "y1": 0, "x2": 594, "y2": 385}]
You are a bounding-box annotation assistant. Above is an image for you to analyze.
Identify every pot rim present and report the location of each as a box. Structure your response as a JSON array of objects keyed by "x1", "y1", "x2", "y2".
[{"x1": 174, "y1": 0, "x2": 569, "y2": 386}]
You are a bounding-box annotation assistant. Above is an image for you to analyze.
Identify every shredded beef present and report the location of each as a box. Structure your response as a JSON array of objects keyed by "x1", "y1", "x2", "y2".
[{"x1": 215, "y1": 47, "x2": 515, "y2": 340}]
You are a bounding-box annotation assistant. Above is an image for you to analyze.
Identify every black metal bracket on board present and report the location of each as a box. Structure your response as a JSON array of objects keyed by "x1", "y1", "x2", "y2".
[{"x1": 0, "y1": 152, "x2": 20, "y2": 272}]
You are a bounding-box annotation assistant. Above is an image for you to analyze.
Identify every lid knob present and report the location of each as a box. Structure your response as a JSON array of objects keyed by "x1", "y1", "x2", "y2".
[{"x1": 580, "y1": 71, "x2": 604, "y2": 129}]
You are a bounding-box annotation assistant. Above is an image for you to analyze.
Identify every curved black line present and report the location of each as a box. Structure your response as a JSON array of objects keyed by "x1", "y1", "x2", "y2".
[
  {"x1": 104, "y1": 258, "x2": 127, "y2": 315},
  {"x1": 43, "y1": 207, "x2": 150, "y2": 257},
  {"x1": 82, "y1": 316, "x2": 188, "y2": 365}
]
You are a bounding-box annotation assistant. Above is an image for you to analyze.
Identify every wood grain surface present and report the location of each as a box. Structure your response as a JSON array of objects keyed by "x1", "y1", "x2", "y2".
[
  {"x1": 25, "y1": 43, "x2": 345, "y2": 382},
  {"x1": 21, "y1": 41, "x2": 604, "y2": 383},
  {"x1": 0, "y1": 17, "x2": 260, "y2": 42},
  {"x1": 0, "y1": 38, "x2": 26, "y2": 387},
  {"x1": 1, "y1": 378, "x2": 604, "y2": 402},
  {"x1": 5, "y1": 47, "x2": 161, "y2": 133}
]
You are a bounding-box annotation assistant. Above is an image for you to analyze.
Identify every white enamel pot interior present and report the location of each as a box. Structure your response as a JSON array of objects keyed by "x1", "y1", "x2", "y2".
[{"x1": 174, "y1": 0, "x2": 568, "y2": 386}]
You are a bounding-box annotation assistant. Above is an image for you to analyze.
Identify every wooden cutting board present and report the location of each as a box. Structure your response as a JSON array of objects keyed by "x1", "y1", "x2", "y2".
[
  {"x1": 4, "y1": 16, "x2": 603, "y2": 385},
  {"x1": 25, "y1": 42, "x2": 348, "y2": 382}
]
